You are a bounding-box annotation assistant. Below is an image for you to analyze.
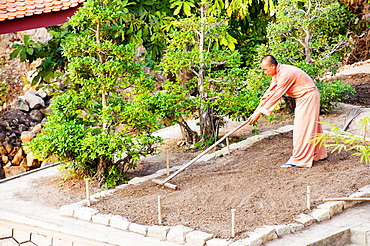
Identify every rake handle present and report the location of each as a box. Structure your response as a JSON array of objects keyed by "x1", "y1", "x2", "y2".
[{"x1": 161, "y1": 118, "x2": 251, "y2": 184}]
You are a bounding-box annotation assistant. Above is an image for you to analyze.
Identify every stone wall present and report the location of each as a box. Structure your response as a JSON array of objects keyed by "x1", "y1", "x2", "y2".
[{"x1": 0, "y1": 89, "x2": 50, "y2": 179}]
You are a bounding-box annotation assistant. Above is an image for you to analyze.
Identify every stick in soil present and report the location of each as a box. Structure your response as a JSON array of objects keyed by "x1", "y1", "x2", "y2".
[
  {"x1": 231, "y1": 209, "x2": 236, "y2": 237},
  {"x1": 166, "y1": 150, "x2": 170, "y2": 176},
  {"x1": 307, "y1": 186, "x2": 311, "y2": 210},
  {"x1": 226, "y1": 137, "x2": 230, "y2": 155},
  {"x1": 158, "y1": 195, "x2": 162, "y2": 225},
  {"x1": 85, "y1": 178, "x2": 91, "y2": 206}
]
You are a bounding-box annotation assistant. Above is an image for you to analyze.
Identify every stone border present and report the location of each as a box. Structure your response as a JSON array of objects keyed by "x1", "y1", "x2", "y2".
[
  {"x1": 60, "y1": 125, "x2": 370, "y2": 246},
  {"x1": 0, "y1": 162, "x2": 60, "y2": 184}
]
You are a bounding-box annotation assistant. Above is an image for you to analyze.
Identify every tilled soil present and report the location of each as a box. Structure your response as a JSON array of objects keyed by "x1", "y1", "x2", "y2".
[
  {"x1": 15, "y1": 72, "x2": 370, "y2": 242},
  {"x1": 91, "y1": 131, "x2": 370, "y2": 240}
]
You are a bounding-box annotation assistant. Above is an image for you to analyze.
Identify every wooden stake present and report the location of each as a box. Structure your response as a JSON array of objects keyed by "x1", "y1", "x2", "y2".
[
  {"x1": 226, "y1": 137, "x2": 230, "y2": 155},
  {"x1": 231, "y1": 209, "x2": 236, "y2": 237},
  {"x1": 324, "y1": 197, "x2": 370, "y2": 202},
  {"x1": 85, "y1": 178, "x2": 91, "y2": 206},
  {"x1": 307, "y1": 186, "x2": 311, "y2": 210},
  {"x1": 158, "y1": 196, "x2": 162, "y2": 225},
  {"x1": 166, "y1": 150, "x2": 170, "y2": 176}
]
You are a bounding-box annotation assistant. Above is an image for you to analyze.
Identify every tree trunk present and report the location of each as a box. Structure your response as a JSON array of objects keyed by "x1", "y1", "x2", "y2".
[
  {"x1": 96, "y1": 158, "x2": 107, "y2": 186},
  {"x1": 283, "y1": 95, "x2": 296, "y2": 113},
  {"x1": 197, "y1": 4, "x2": 219, "y2": 144},
  {"x1": 178, "y1": 119, "x2": 199, "y2": 145}
]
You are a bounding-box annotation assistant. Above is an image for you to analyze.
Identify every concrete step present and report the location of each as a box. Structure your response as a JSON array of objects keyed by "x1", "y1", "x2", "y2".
[
  {"x1": 264, "y1": 202, "x2": 370, "y2": 246},
  {"x1": 349, "y1": 223, "x2": 370, "y2": 246}
]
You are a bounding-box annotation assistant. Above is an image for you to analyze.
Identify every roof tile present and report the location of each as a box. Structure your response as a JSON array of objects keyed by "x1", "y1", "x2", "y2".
[{"x1": 0, "y1": 0, "x2": 85, "y2": 22}]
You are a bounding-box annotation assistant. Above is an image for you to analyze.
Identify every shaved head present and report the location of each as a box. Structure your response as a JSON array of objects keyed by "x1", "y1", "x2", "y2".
[
  {"x1": 261, "y1": 55, "x2": 278, "y2": 66},
  {"x1": 260, "y1": 55, "x2": 278, "y2": 77}
]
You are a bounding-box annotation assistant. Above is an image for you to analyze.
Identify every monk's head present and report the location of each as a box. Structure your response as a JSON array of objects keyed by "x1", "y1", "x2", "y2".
[{"x1": 260, "y1": 55, "x2": 278, "y2": 77}]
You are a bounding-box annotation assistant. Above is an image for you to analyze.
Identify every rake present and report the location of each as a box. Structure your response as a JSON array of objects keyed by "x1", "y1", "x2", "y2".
[
  {"x1": 342, "y1": 108, "x2": 362, "y2": 131},
  {"x1": 152, "y1": 117, "x2": 251, "y2": 190}
]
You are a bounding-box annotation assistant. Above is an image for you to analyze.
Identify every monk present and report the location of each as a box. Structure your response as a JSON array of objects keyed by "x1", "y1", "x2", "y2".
[{"x1": 248, "y1": 55, "x2": 327, "y2": 168}]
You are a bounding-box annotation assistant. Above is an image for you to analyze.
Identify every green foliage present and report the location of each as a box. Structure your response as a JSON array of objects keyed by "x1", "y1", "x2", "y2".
[
  {"x1": 315, "y1": 79, "x2": 355, "y2": 112},
  {"x1": 265, "y1": 0, "x2": 356, "y2": 70},
  {"x1": 312, "y1": 114, "x2": 370, "y2": 164},
  {"x1": 192, "y1": 135, "x2": 218, "y2": 148},
  {"x1": 257, "y1": 0, "x2": 357, "y2": 112},
  {"x1": 25, "y1": 0, "x2": 162, "y2": 187},
  {"x1": 10, "y1": 30, "x2": 69, "y2": 86},
  {"x1": 158, "y1": 2, "x2": 261, "y2": 143},
  {"x1": 0, "y1": 80, "x2": 8, "y2": 105}
]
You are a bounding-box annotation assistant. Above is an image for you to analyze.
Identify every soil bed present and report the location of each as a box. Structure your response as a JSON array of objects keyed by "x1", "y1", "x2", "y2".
[
  {"x1": 15, "y1": 72, "x2": 370, "y2": 242},
  {"x1": 91, "y1": 131, "x2": 370, "y2": 240}
]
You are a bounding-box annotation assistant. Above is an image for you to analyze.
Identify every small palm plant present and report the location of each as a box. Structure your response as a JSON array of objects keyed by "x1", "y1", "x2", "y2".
[{"x1": 312, "y1": 112, "x2": 370, "y2": 164}]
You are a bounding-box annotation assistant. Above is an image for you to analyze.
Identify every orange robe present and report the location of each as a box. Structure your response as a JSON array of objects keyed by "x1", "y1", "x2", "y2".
[{"x1": 257, "y1": 64, "x2": 327, "y2": 167}]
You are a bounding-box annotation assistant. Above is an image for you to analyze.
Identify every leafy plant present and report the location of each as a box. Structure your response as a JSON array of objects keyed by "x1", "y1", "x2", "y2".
[
  {"x1": 25, "y1": 0, "x2": 163, "y2": 187},
  {"x1": 256, "y1": 0, "x2": 357, "y2": 113},
  {"x1": 316, "y1": 79, "x2": 356, "y2": 112},
  {"x1": 10, "y1": 31, "x2": 69, "y2": 86},
  {"x1": 312, "y1": 113, "x2": 370, "y2": 164}
]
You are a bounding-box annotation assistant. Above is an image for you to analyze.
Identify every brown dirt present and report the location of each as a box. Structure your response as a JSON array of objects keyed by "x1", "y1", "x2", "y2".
[{"x1": 16, "y1": 72, "x2": 370, "y2": 241}]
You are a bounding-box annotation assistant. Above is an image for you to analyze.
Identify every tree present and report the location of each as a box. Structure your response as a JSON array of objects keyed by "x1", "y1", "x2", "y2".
[
  {"x1": 151, "y1": 1, "x2": 256, "y2": 145},
  {"x1": 265, "y1": 0, "x2": 356, "y2": 68},
  {"x1": 25, "y1": 0, "x2": 162, "y2": 187},
  {"x1": 255, "y1": 0, "x2": 357, "y2": 112}
]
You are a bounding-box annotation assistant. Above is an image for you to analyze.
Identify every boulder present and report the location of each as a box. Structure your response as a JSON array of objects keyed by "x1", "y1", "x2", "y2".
[
  {"x1": 11, "y1": 148, "x2": 24, "y2": 165},
  {"x1": 0, "y1": 144, "x2": 7, "y2": 155},
  {"x1": 5, "y1": 165, "x2": 27, "y2": 177},
  {"x1": 36, "y1": 89, "x2": 47, "y2": 99},
  {"x1": 24, "y1": 91, "x2": 45, "y2": 109},
  {"x1": 32, "y1": 124, "x2": 43, "y2": 134},
  {"x1": 0, "y1": 132, "x2": 5, "y2": 142},
  {"x1": 29, "y1": 109, "x2": 43, "y2": 122},
  {"x1": 11, "y1": 97, "x2": 30, "y2": 112},
  {"x1": 21, "y1": 131, "x2": 36, "y2": 142},
  {"x1": 2, "y1": 141, "x2": 13, "y2": 154},
  {"x1": 26, "y1": 152, "x2": 40, "y2": 168}
]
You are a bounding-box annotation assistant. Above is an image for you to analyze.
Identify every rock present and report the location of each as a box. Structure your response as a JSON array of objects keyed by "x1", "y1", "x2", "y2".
[
  {"x1": 9, "y1": 146, "x2": 20, "y2": 157},
  {"x1": 11, "y1": 148, "x2": 24, "y2": 165},
  {"x1": 32, "y1": 124, "x2": 43, "y2": 134},
  {"x1": 21, "y1": 131, "x2": 36, "y2": 142},
  {"x1": 5, "y1": 165, "x2": 27, "y2": 177},
  {"x1": 24, "y1": 91, "x2": 45, "y2": 109},
  {"x1": 11, "y1": 97, "x2": 30, "y2": 112},
  {"x1": 40, "y1": 160, "x2": 51, "y2": 167},
  {"x1": 0, "y1": 132, "x2": 6, "y2": 142},
  {"x1": 0, "y1": 164, "x2": 5, "y2": 179},
  {"x1": 0, "y1": 144, "x2": 7, "y2": 155},
  {"x1": 26, "y1": 152, "x2": 40, "y2": 168},
  {"x1": 2, "y1": 155, "x2": 8, "y2": 163},
  {"x1": 29, "y1": 109, "x2": 43, "y2": 122},
  {"x1": 18, "y1": 124, "x2": 28, "y2": 133},
  {"x1": 2, "y1": 142, "x2": 13, "y2": 154},
  {"x1": 19, "y1": 159, "x2": 29, "y2": 170},
  {"x1": 36, "y1": 89, "x2": 47, "y2": 99}
]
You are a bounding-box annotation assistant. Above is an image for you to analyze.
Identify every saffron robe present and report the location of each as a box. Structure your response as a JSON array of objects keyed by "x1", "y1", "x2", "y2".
[{"x1": 257, "y1": 64, "x2": 327, "y2": 167}]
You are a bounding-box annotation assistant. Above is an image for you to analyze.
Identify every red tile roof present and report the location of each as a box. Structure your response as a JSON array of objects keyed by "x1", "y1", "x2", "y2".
[
  {"x1": 0, "y1": 0, "x2": 85, "y2": 22},
  {"x1": 0, "y1": 0, "x2": 85, "y2": 34}
]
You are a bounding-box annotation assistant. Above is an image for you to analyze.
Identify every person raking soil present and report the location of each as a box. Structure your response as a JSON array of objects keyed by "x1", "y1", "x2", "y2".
[{"x1": 248, "y1": 55, "x2": 327, "y2": 168}]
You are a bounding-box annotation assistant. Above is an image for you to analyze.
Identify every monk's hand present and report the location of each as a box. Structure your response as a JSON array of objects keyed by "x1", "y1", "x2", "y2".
[{"x1": 248, "y1": 111, "x2": 262, "y2": 125}]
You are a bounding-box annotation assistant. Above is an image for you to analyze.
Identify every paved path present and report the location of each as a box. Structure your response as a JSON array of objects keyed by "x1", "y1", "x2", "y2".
[
  {"x1": 0, "y1": 165, "x2": 182, "y2": 246},
  {"x1": 264, "y1": 201, "x2": 370, "y2": 246}
]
